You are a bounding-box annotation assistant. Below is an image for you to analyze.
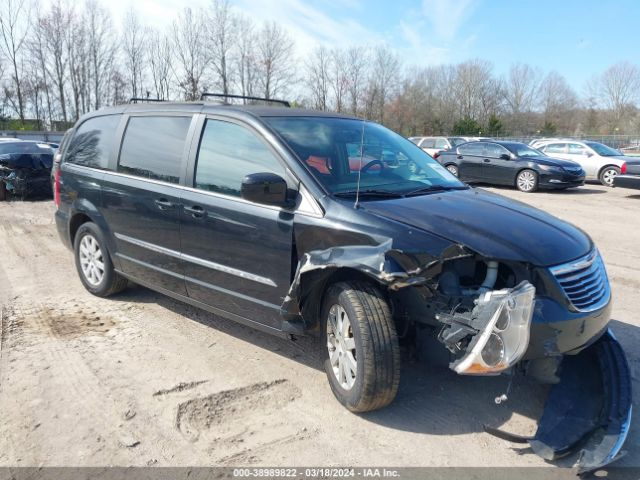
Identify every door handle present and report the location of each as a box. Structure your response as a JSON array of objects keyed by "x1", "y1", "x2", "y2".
[
  {"x1": 184, "y1": 205, "x2": 206, "y2": 218},
  {"x1": 483, "y1": 158, "x2": 491, "y2": 163},
  {"x1": 457, "y1": 155, "x2": 463, "y2": 159},
  {"x1": 154, "y1": 198, "x2": 175, "y2": 210}
]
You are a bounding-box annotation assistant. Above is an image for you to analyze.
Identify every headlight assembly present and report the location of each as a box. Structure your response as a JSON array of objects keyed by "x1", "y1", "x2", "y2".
[{"x1": 452, "y1": 281, "x2": 536, "y2": 375}]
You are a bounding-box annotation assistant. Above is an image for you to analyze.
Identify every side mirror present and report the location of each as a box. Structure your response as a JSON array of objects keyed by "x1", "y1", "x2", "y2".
[
  {"x1": 241, "y1": 172, "x2": 290, "y2": 206},
  {"x1": 585, "y1": 151, "x2": 593, "y2": 157},
  {"x1": 500, "y1": 153, "x2": 511, "y2": 160}
]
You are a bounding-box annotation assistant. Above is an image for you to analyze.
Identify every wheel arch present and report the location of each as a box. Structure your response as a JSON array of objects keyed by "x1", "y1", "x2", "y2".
[
  {"x1": 298, "y1": 266, "x2": 391, "y2": 336},
  {"x1": 597, "y1": 163, "x2": 621, "y2": 179},
  {"x1": 68, "y1": 199, "x2": 119, "y2": 268},
  {"x1": 514, "y1": 167, "x2": 538, "y2": 186}
]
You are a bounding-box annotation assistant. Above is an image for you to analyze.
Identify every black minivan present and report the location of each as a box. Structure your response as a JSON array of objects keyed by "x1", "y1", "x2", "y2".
[{"x1": 53, "y1": 97, "x2": 631, "y2": 471}]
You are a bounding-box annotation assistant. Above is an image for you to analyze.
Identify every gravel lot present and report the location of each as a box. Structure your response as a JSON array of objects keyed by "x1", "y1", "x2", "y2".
[{"x1": 0, "y1": 183, "x2": 637, "y2": 472}]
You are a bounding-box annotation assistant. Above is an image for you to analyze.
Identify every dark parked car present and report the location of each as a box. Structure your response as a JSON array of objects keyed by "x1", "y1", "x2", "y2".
[
  {"x1": 614, "y1": 160, "x2": 640, "y2": 190},
  {"x1": 436, "y1": 140, "x2": 585, "y2": 192},
  {"x1": 0, "y1": 141, "x2": 55, "y2": 199},
  {"x1": 52, "y1": 97, "x2": 630, "y2": 472}
]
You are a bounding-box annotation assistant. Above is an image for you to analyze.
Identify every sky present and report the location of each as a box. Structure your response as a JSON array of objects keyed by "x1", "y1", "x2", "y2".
[{"x1": 96, "y1": 0, "x2": 639, "y2": 90}]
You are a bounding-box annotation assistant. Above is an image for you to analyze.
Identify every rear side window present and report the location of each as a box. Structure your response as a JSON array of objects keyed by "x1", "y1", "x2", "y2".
[
  {"x1": 434, "y1": 138, "x2": 448, "y2": 149},
  {"x1": 65, "y1": 115, "x2": 120, "y2": 168},
  {"x1": 459, "y1": 142, "x2": 484, "y2": 155},
  {"x1": 568, "y1": 143, "x2": 586, "y2": 154},
  {"x1": 118, "y1": 116, "x2": 192, "y2": 184},
  {"x1": 194, "y1": 119, "x2": 285, "y2": 197},
  {"x1": 543, "y1": 143, "x2": 566, "y2": 154},
  {"x1": 420, "y1": 138, "x2": 435, "y2": 148}
]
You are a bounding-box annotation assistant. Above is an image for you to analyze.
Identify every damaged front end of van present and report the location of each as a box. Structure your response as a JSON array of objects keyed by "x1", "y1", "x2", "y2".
[{"x1": 282, "y1": 233, "x2": 632, "y2": 473}]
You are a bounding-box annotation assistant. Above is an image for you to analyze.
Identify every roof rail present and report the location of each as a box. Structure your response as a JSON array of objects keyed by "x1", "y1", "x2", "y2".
[
  {"x1": 128, "y1": 97, "x2": 166, "y2": 104},
  {"x1": 200, "y1": 92, "x2": 290, "y2": 108}
]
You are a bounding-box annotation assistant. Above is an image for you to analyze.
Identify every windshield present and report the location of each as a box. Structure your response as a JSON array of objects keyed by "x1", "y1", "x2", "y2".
[
  {"x1": 506, "y1": 144, "x2": 543, "y2": 157},
  {"x1": 264, "y1": 117, "x2": 466, "y2": 197},
  {"x1": 584, "y1": 141, "x2": 620, "y2": 157}
]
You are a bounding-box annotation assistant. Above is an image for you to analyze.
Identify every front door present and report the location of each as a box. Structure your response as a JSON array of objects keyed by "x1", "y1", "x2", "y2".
[
  {"x1": 482, "y1": 143, "x2": 514, "y2": 185},
  {"x1": 179, "y1": 117, "x2": 295, "y2": 330}
]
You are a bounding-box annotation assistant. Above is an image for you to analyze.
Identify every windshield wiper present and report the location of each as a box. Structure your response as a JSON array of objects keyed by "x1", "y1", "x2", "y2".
[
  {"x1": 404, "y1": 185, "x2": 467, "y2": 196},
  {"x1": 333, "y1": 189, "x2": 404, "y2": 198}
]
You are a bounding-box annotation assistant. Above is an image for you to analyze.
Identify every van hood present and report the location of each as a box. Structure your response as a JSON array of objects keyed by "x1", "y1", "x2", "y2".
[{"x1": 359, "y1": 188, "x2": 592, "y2": 266}]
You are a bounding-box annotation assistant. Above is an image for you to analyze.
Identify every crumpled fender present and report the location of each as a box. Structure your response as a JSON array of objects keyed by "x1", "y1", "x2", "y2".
[
  {"x1": 485, "y1": 329, "x2": 632, "y2": 473},
  {"x1": 280, "y1": 239, "x2": 470, "y2": 321}
]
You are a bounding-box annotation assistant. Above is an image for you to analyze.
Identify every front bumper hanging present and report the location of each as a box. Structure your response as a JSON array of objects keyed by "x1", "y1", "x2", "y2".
[{"x1": 486, "y1": 329, "x2": 632, "y2": 473}]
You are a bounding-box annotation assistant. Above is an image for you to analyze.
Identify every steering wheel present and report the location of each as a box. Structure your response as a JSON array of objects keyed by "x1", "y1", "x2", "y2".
[{"x1": 360, "y1": 159, "x2": 384, "y2": 174}]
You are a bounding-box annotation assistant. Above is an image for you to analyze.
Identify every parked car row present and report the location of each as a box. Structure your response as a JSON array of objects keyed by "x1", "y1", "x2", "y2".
[
  {"x1": 407, "y1": 135, "x2": 640, "y2": 192},
  {"x1": 435, "y1": 140, "x2": 586, "y2": 192},
  {"x1": 529, "y1": 138, "x2": 633, "y2": 187}
]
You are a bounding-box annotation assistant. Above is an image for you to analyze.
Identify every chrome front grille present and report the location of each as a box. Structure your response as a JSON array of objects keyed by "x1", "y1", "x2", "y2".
[{"x1": 549, "y1": 250, "x2": 611, "y2": 312}]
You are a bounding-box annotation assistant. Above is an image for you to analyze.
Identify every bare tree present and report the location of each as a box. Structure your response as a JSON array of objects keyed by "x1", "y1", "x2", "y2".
[
  {"x1": 452, "y1": 59, "x2": 495, "y2": 122},
  {"x1": 29, "y1": 12, "x2": 53, "y2": 126},
  {"x1": 208, "y1": 0, "x2": 235, "y2": 96},
  {"x1": 368, "y1": 46, "x2": 400, "y2": 122},
  {"x1": 146, "y1": 28, "x2": 172, "y2": 100},
  {"x1": 503, "y1": 63, "x2": 541, "y2": 115},
  {"x1": 329, "y1": 48, "x2": 348, "y2": 113},
  {"x1": 235, "y1": 16, "x2": 257, "y2": 100},
  {"x1": 85, "y1": 0, "x2": 117, "y2": 110},
  {"x1": 123, "y1": 7, "x2": 145, "y2": 99},
  {"x1": 172, "y1": 7, "x2": 210, "y2": 100},
  {"x1": 305, "y1": 45, "x2": 330, "y2": 110},
  {"x1": 0, "y1": 0, "x2": 31, "y2": 121},
  {"x1": 256, "y1": 22, "x2": 295, "y2": 100},
  {"x1": 344, "y1": 46, "x2": 368, "y2": 116},
  {"x1": 596, "y1": 61, "x2": 640, "y2": 128}
]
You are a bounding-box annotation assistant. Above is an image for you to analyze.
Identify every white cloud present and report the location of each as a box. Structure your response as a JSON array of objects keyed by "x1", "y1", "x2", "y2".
[
  {"x1": 420, "y1": 0, "x2": 477, "y2": 41},
  {"x1": 233, "y1": 0, "x2": 386, "y2": 57}
]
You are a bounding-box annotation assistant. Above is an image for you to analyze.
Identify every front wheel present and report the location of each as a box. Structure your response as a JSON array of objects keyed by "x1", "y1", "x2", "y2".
[
  {"x1": 599, "y1": 166, "x2": 620, "y2": 187},
  {"x1": 516, "y1": 169, "x2": 538, "y2": 192},
  {"x1": 322, "y1": 281, "x2": 400, "y2": 413},
  {"x1": 74, "y1": 222, "x2": 128, "y2": 297}
]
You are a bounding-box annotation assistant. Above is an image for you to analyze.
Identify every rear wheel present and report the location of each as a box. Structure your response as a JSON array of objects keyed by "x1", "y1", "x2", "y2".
[
  {"x1": 322, "y1": 281, "x2": 400, "y2": 412},
  {"x1": 599, "y1": 166, "x2": 620, "y2": 187},
  {"x1": 74, "y1": 222, "x2": 128, "y2": 297},
  {"x1": 516, "y1": 169, "x2": 538, "y2": 192},
  {"x1": 445, "y1": 164, "x2": 459, "y2": 177}
]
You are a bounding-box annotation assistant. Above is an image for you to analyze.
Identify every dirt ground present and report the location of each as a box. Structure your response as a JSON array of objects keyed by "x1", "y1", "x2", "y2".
[{"x1": 0, "y1": 183, "x2": 638, "y2": 471}]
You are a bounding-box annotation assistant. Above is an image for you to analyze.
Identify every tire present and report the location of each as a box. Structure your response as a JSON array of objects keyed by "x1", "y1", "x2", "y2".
[
  {"x1": 599, "y1": 166, "x2": 620, "y2": 187},
  {"x1": 74, "y1": 222, "x2": 128, "y2": 297},
  {"x1": 516, "y1": 169, "x2": 538, "y2": 192},
  {"x1": 321, "y1": 281, "x2": 400, "y2": 412},
  {"x1": 445, "y1": 164, "x2": 459, "y2": 177}
]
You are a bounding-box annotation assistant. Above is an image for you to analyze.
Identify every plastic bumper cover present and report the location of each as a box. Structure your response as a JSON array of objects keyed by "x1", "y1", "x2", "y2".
[{"x1": 486, "y1": 329, "x2": 632, "y2": 473}]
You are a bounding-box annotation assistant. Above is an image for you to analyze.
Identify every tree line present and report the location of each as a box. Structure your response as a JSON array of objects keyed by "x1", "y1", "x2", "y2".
[{"x1": 1, "y1": 0, "x2": 639, "y2": 137}]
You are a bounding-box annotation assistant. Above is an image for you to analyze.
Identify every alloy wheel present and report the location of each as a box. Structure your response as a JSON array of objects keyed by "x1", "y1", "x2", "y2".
[
  {"x1": 602, "y1": 168, "x2": 617, "y2": 186},
  {"x1": 326, "y1": 304, "x2": 357, "y2": 390},
  {"x1": 517, "y1": 171, "x2": 536, "y2": 192},
  {"x1": 79, "y1": 234, "x2": 105, "y2": 286}
]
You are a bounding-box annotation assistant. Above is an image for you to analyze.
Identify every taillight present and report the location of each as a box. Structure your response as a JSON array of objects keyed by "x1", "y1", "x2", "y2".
[
  {"x1": 54, "y1": 169, "x2": 61, "y2": 207},
  {"x1": 621, "y1": 162, "x2": 627, "y2": 174}
]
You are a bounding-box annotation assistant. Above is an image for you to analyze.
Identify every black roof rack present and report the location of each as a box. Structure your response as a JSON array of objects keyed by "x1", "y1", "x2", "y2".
[
  {"x1": 200, "y1": 92, "x2": 290, "y2": 108},
  {"x1": 129, "y1": 97, "x2": 166, "y2": 104}
]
